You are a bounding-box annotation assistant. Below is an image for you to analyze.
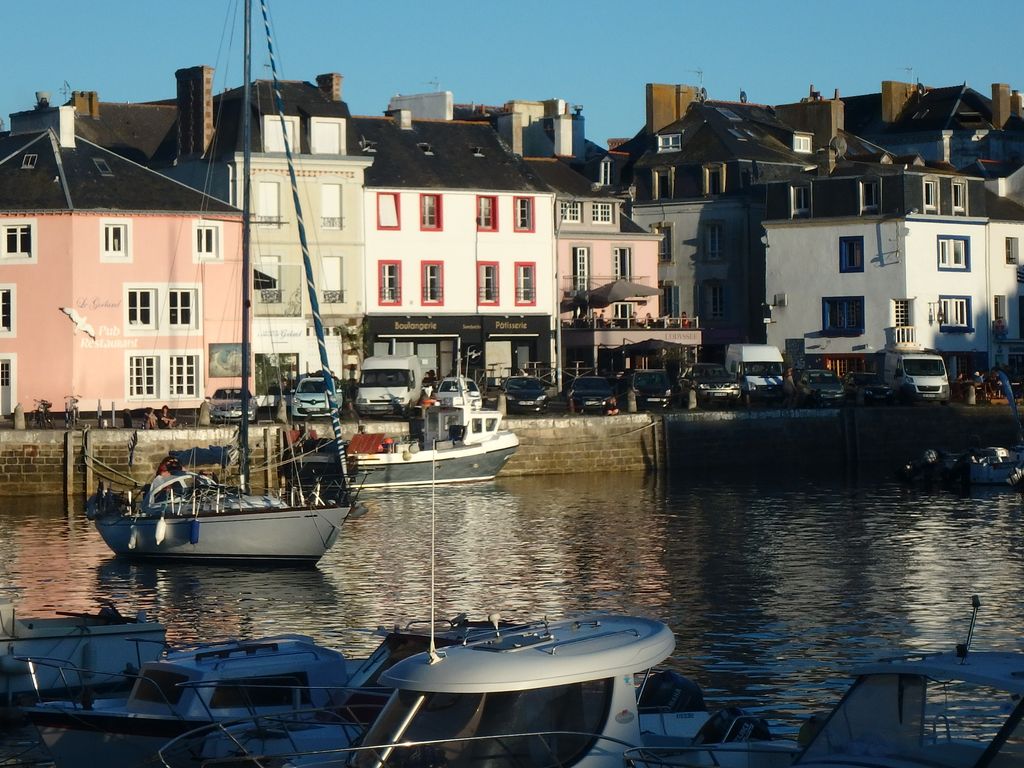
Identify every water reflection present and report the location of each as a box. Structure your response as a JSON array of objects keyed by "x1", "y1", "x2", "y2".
[{"x1": 2, "y1": 470, "x2": 1023, "y2": 733}]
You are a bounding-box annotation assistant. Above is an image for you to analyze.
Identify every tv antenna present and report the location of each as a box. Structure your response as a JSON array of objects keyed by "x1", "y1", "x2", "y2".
[
  {"x1": 904, "y1": 66, "x2": 915, "y2": 83},
  {"x1": 60, "y1": 80, "x2": 72, "y2": 101},
  {"x1": 424, "y1": 78, "x2": 440, "y2": 91},
  {"x1": 689, "y1": 68, "x2": 704, "y2": 89}
]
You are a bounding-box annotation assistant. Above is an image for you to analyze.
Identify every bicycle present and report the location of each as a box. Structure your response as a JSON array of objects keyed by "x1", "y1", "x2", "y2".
[
  {"x1": 33, "y1": 399, "x2": 53, "y2": 428},
  {"x1": 64, "y1": 394, "x2": 81, "y2": 429}
]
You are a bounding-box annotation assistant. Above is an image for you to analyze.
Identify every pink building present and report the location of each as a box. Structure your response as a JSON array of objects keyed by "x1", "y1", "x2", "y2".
[{"x1": 0, "y1": 100, "x2": 243, "y2": 418}]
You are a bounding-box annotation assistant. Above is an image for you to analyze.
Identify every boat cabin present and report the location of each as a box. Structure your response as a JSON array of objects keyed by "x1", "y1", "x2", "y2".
[{"x1": 421, "y1": 402, "x2": 504, "y2": 448}]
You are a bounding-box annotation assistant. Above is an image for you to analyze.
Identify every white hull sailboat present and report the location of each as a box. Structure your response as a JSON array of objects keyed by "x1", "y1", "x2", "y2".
[{"x1": 85, "y1": 0, "x2": 355, "y2": 564}]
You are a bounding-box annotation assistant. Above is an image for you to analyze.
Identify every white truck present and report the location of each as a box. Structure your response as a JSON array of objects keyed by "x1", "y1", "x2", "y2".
[
  {"x1": 724, "y1": 344, "x2": 785, "y2": 406},
  {"x1": 883, "y1": 347, "x2": 950, "y2": 404},
  {"x1": 354, "y1": 355, "x2": 425, "y2": 418}
]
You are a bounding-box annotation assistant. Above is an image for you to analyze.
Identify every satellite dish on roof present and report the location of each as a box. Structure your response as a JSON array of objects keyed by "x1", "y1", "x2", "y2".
[
  {"x1": 829, "y1": 135, "x2": 848, "y2": 158},
  {"x1": 698, "y1": 87, "x2": 708, "y2": 102},
  {"x1": 740, "y1": 90, "x2": 748, "y2": 104}
]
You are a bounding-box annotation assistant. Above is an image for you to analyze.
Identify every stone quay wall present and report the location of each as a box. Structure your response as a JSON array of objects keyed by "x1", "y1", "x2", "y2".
[{"x1": 0, "y1": 406, "x2": 1017, "y2": 497}]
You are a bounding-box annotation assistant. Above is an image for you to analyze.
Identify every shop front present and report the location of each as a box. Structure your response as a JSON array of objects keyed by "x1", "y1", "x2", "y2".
[{"x1": 367, "y1": 314, "x2": 551, "y2": 384}]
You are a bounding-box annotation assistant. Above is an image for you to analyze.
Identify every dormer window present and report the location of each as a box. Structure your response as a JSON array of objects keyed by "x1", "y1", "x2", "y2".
[
  {"x1": 703, "y1": 164, "x2": 725, "y2": 196},
  {"x1": 658, "y1": 133, "x2": 681, "y2": 152},
  {"x1": 93, "y1": 158, "x2": 113, "y2": 176},
  {"x1": 952, "y1": 180, "x2": 967, "y2": 215},
  {"x1": 311, "y1": 117, "x2": 346, "y2": 155},
  {"x1": 793, "y1": 133, "x2": 812, "y2": 153},
  {"x1": 791, "y1": 185, "x2": 810, "y2": 218},
  {"x1": 263, "y1": 115, "x2": 298, "y2": 153},
  {"x1": 599, "y1": 158, "x2": 613, "y2": 186},
  {"x1": 21, "y1": 154, "x2": 37, "y2": 170},
  {"x1": 923, "y1": 178, "x2": 938, "y2": 212},
  {"x1": 860, "y1": 179, "x2": 879, "y2": 214}
]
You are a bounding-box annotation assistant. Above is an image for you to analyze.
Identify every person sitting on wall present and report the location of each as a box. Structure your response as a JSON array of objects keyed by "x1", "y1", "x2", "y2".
[
  {"x1": 157, "y1": 405, "x2": 176, "y2": 429},
  {"x1": 144, "y1": 408, "x2": 158, "y2": 430}
]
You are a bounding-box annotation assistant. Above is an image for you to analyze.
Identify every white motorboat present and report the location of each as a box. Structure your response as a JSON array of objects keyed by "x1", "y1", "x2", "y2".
[
  {"x1": 0, "y1": 597, "x2": 165, "y2": 705},
  {"x1": 84, "y1": 0, "x2": 357, "y2": 565},
  {"x1": 181, "y1": 614, "x2": 794, "y2": 768},
  {"x1": 793, "y1": 596, "x2": 1024, "y2": 768},
  {"x1": 347, "y1": 398, "x2": 519, "y2": 489}
]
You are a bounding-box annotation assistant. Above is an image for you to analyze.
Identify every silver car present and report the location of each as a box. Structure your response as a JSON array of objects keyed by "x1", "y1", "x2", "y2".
[{"x1": 208, "y1": 387, "x2": 257, "y2": 423}]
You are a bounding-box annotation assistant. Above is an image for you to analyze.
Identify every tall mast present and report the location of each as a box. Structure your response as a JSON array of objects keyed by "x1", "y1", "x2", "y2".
[{"x1": 239, "y1": 0, "x2": 253, "y2": 491}]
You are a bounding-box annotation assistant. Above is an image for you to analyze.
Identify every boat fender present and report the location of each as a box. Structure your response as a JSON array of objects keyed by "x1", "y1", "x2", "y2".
[
  {"x1": 189, "y1": 518, "x2": 200, "y2": 545},
  {"x1": 155, "y1": 516, "x2": 167, "y2": 546},
  {"x1": 402, "y1": 449, "x2": 412, "y2": 461},
  {"x1": 408, "y1": 442, "x2": 420, "y2": 454},
  {"x1": 797, "y1": 712, "x2": 827, "y2": 748},
  {"x1": 128, "y1": 526, "x2": 139, "y2": 550}
]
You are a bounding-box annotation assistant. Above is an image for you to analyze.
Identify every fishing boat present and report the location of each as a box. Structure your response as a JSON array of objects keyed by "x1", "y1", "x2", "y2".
[
  {"x1": 0, "y1": 598, "x2": 165, "y2": 705},
  {"x1": 165, "y1": 614, "x2": 794, "y2": 768},
  {"x1": 346, "y1": 394, "x2": 519, "y2": 489},
  {"x1": 84, "y1": 0, "x2": 355, "y2": 564}
]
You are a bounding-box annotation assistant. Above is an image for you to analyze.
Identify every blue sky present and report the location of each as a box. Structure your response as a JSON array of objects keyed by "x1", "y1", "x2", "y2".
[{"x1": 3, "y1": 1, "x2": 1022, "y2": 148}]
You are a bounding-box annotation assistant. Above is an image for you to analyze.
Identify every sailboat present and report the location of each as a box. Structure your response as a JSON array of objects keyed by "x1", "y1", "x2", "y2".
[{"x1": 86, "y1": 0, "x2": 355, "y2": 565}]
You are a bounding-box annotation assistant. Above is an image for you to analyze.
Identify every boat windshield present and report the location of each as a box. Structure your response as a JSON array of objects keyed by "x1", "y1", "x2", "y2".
[
  {"x1": 798, "y1": 672, "x2": 1024, "y2": 765},
  {"x1": 351, "y1": 679, "x2": 613, "y2": 768},
  {"x1": 903, "y1": 359, "x2": 946, "y2": 377},
  {"x1": 130, "y1": 668, "x2": 191, "y2": 706}
]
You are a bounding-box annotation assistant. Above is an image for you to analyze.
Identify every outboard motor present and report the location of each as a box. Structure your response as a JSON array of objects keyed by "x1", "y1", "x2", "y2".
[
  {"x1": 692, "y1": 706, "x2": 772, "y2": 745},
  {"x1": 898, "y1": 448, "x2": 940, "y2": 481},
  {"x1": 637, "y1": 669, "x2": 707, "y2": 713}
]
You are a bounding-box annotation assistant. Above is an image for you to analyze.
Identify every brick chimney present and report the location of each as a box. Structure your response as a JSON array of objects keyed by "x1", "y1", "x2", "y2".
[
  {"x1": 71, "y1": 90, "x2": 100, "y2": 118},
  {"x1": 646, "y1": 83, "x2": 700, "y2": 133},
  {"x1": 1012, "y1": 90, "x2": 1024, "y2": 119},
  {"x1": 175, "y1": 65, "x2": 214, "y2": 158},
  {"x1": 881, "y1": 80, "x2": 915, "y2": 123},
  {"x1": 386, "y1": 108, "x2": 413, "y2": 130},
  {"x1": 775, "y1": 90, "x2": 845, "y2": 149},
  {"x1": 992, "y1": 83, "x2": 1011, "y2": 129},
  {"x1": 316, "y1": 73, "x2": 343, "y2": 102}
]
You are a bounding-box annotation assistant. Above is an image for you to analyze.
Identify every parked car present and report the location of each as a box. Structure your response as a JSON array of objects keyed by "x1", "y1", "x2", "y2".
[
  {"x1": 628, "y1": 369, "x2": 674, "y2": 410},
  {"x1": 679, "y1": 363, "x2": 741, "y2": 407},
  {"x1": 795, "y1": 368, "x2": 844, "y2": 407},
  {"x1": 501, "y1": 376, "x2": 549, "y2": 414},
  {"x1": 435, "y1": 377, "x2": 483, "y2": 409},
  {"x1": 207, "y1": 387, "x2": 257, "y2": 423},
  {"x1": 289, "y1": 373, "x2": 342, "y2": 420},
  {"x1": 568, "y1": 376, "x2": 617, "y2": 414},
  {"x1": 842, "y1": 371, "x2": 895, "y2": 405}
]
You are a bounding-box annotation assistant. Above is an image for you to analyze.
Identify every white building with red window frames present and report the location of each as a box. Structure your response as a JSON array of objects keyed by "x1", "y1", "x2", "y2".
[{"x1": 354, "y1": 106, "x2": 555, "y2": 381}]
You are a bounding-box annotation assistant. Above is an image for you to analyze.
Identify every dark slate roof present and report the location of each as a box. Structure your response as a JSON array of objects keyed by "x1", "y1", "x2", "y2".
[
  {"x1": 351, "y1": 116, "x2": 549, "y2": 192},
  {"x1": 967, "y1": 158, "x2": 1024, "y2": 179},
  {"x1": 984, "y1": 190, "x2": 1024, "y2": 221},
  {"x1": 633, "y1": 100, "x2": 808, "y2": 168},
  {"x1": 0, "y1": 130, "x2": 237, "y2": 213},
  {"x1": 72, "y1": 102, "x2": 178, "y2": 165},
  {"x1": 844, "y1": 85, "x2": 1024, "y2": 136},
  {"x1": 523, "y1": 157, "x2": 614, "y2": 198}
]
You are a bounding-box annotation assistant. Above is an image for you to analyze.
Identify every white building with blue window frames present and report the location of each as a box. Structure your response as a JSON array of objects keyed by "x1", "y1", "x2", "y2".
[{"x1": 761, "y1": 163, "x2": 1024, "y2": 379}]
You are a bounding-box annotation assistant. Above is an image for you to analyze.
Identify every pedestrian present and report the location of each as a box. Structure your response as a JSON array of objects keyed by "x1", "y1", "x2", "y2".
[{"x1": 783, "y1": 367, "x2": 797, "y2": 408}]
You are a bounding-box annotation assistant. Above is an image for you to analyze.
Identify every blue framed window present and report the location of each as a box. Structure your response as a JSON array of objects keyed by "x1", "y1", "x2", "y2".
[
  {"x1": 839, "y1": 237, "x2": 864, "y2": 273},
  {"x1": 938, "y1": 295, "x2": 973, "y2": 333},
  {"x1": 822, "y1": 296, "x2": 864, "y2": 336},
  {"x1": 937, "y1": 235, "x2": 970, "y2": 271}
]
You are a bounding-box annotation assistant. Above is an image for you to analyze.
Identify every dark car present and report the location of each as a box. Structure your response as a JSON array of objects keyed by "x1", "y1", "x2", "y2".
[
  {"x1": 843, "y1": 371, "x2": 895, "y2": 405},
  {"x1": 501, "y1": 376, "x2": 549, "y2": 414},
  {"x1": 568, "y1": 376, "x2": 617, "y2": 414},
  {"x1": 679, "y1": 363, "x2": 741, "y2": 407},
  {"x1": 628, "y1": 370, "x2": 674, "y2": 410},
  {"x1": 795, "y1": 368, "x2": 844, "y2": 407}
]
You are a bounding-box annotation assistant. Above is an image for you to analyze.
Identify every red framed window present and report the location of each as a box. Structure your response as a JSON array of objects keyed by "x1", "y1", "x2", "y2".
[
  {"x1": 515, "y1": 262, "x2": 536, "y2": 306},
  {"x1": 420, "y1": 194, "x2": 442, "y2": 231},
  {"x1": 477, "y1": 195, "x2": 498, "y2": 231},
  {"x1": 379, "y1": 261, "x2": 401, "y2": 305},
  {"x1": 422, "y1": 261, "x2": 444, "y2": 305},
  {"x1": 477, "y1": 262, "x2": 499, "y2": 305},
  {"x1": 514, "y1": 197, "x2": 534, "y2": 232},
  {"x1": 377, "y1": 192, "x2": 401, "y2": 230}
]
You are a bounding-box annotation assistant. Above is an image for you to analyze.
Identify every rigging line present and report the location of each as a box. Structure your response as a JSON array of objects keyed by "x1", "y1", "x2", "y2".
[{"x1": 258, "y1": 0, "x2": 345, "y2": 473}]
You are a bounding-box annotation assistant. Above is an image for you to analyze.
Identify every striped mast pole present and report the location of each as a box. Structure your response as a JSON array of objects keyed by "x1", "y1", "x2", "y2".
[
  {"x1": 258, "y1": 0, "x2": 346, "y2": 472},
  {"x1": 238, "y1": 0, "x2": 253, "y2": 491}
]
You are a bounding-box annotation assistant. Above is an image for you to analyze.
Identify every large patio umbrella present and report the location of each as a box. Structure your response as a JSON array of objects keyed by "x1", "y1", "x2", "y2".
[
  {"x1": 587, "y1": 279, "x2": 660, "y2": 307},
  {"x1": 618, "y1": 338, "x2": 687, "y2": 355}
]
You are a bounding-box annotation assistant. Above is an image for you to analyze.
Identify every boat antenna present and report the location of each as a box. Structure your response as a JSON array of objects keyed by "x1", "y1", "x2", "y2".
[
  {"x1": 257, "y1": 0, "x2": 347, "y2": 474},
  {"x1": 428, "y1": 444, "x2": 441, "y2": 663},
  {"x1": 956, "y1": 594, "x2": 981, "y2": 662},
  {"x1": 238, "y1": 0, "x2": 253, "y2": 491}
]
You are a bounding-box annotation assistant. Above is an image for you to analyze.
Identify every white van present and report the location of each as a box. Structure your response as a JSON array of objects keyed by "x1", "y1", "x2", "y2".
[
  {"x1": 724, "y1": 344, "x2": 785, "y2": 406},
  {"x1": 355, "y1": 355, "x2": 425, "y2": 418},
  {"x1": 883, "y1": 348, "x2": 949, "y2": 404}
]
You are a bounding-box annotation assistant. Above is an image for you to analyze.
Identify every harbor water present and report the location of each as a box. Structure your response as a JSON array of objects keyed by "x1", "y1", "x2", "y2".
[{"x1": 3, "y1": 467, "x2": 1024, "y2": 760}]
